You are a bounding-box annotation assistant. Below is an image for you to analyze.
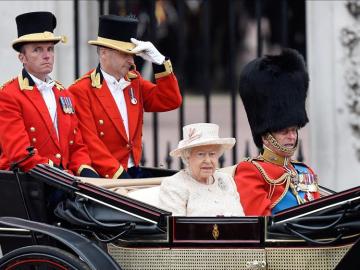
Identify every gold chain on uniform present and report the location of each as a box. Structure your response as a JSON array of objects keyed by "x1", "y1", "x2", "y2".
[
  {"x1": 252, "y1": 160, "x2": 290, "y2": 200},
  {"x1": 283, "y1": 165, "x2": 305, "y2": 204},
  {"x1": 252, "y1": 160, "x2": 305, "y2": 205}
]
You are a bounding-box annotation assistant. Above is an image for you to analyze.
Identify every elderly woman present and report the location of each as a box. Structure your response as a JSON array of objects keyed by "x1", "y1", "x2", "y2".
[{"x1": 158, "y1": 123, "x2": 244, "y2": 216}]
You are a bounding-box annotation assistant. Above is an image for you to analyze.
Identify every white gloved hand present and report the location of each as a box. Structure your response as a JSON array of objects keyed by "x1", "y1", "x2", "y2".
[{"x1": 131, "y1": 38, "x2": 165, "y2": 65}]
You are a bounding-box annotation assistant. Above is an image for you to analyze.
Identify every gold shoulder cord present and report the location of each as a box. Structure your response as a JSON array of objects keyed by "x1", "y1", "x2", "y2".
[
  {"x1": 251, "y1": 159, "x2": 305, "y2": 207},
  {"x1": 251, "y1": 160, "x2": 289, "y2": 184},
  {"x1": 251, "y1": 160, "x2": 290, "y2": 200}
]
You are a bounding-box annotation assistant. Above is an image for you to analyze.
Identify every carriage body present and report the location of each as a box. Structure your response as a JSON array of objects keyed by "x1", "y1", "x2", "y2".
[{"x1": 0, "y1": 165, "x2": 358, "y2": 270}]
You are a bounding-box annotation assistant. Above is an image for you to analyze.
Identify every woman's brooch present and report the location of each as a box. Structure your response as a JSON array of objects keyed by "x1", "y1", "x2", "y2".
[{"x1": 218, "y1": 177, "x2": 228, "y2": 191}]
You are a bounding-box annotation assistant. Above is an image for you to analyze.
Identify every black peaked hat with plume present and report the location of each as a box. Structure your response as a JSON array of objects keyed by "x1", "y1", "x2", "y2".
[{"x1": 239, "y1": 48, "x2": 309, "y2": 149}]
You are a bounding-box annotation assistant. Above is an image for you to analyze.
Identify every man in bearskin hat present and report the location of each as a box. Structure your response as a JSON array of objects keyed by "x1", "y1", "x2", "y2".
[
  {"x1": 69, "y1": 15, "x2": 182, "y2": 179},
  {"x1": 0, "y1": 11, "x2": 98, "y2": 177},
  {"x1": 234, "y1": 48, "x2": 320, "y2": 216}
]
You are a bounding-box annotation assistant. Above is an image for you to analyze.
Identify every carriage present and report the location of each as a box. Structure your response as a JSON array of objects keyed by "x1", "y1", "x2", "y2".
[{"x1": 0, "y1": 164, "x2": 359, "y2": 270}]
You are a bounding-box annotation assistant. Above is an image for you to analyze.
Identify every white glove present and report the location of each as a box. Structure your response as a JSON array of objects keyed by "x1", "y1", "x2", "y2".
[{"x1": 131, "y1": 38, "x2": 165, "y2": 65}]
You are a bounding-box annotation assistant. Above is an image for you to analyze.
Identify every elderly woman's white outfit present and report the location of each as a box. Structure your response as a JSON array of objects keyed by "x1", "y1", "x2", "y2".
[
  {"x1": 159, "y1": 170, "x2": 244, "y2": 216},
  {"x1": 158, "y1": 122, "x2": 244, "y2": 216}
]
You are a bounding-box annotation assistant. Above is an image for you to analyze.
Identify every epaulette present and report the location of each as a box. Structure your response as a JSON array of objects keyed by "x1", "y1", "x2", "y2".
[
  {"x1": 72, "y1": 74, "x2": 90, "y2": 85},
  {"x1": 246, "y1": 155, "x2": 264, "y2": 162},
  {"x1": 54, "y1": 80, "x2": 65, "y2": 91},
  {"x1": 90, "y1": 69, "x2": 101, "y2": 89},
  {"x1": 0, "y1": 77, "x2": 16, "y2": 90},
  {"x1": 241, "y1": 157, "x2": 252, "y2": 162},
  {"x1": 18, "y1": 74, "x2": 33, "y2": 91}
]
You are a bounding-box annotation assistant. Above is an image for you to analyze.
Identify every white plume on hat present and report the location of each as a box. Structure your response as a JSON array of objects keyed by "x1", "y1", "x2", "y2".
[{"x1": 170, "y1": 123, "x2": 236, "y2": 157}]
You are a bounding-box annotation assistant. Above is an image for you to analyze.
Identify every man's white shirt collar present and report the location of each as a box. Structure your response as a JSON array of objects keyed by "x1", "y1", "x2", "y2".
[
  {"x1": 101, "y1": 69, "x2": 130, "y2": 91},
  {"x1": 28, "y1": 73, "x2": 54, "y2": 92}
]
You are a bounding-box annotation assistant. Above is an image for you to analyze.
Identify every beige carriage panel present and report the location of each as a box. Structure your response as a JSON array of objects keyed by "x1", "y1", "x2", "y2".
[
  {"x1": 78, "y1": 176, "x2": 164, "y2": 189},
  {"x1": 77, "y1": 176, "x2": 163, "y2": 195},
  {"x1": 108, "y1": 245, "x2": 266, "y2": 270},
  {"x1": 265, "y1": 244, "x2": 351, "y2": 270}
]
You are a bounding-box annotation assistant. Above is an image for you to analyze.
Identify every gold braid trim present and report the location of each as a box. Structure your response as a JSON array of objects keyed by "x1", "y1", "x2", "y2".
[
  {"x1": 251, "y1": 160, "x2": 292, "y2": 208},
  {"x1": 252, "y1": 160, "x2": 289, "y2": 185},
  {"x1": 112, "y1": 166, "x2": 125, "y2": 179},
  {"x1": 265, "y1": 133, "x2": 297, "y2": 156},
  {"x1": 289, "y1": 182, "x2": 305, "y2": 204},
  {"x1": 271, "y1": 177, "x2": 291, "y2": 209},
  {"x1": 154, "y1": 59, "x2": 173, "y2": 79},
  {"x1": 77, "y1": 164, "x2": 97, "y2": 176}
]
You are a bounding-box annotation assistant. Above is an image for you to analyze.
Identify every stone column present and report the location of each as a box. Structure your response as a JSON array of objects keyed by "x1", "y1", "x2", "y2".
[{"x1": 307, "y1": 0, "x2": 360, "y2": 191}]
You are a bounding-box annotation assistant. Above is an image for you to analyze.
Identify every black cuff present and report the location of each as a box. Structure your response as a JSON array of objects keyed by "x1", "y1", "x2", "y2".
[
  {"x1": 80, "y1": 168, "x2": 99, "y2": 178},
  {"x1": 152, "y1": 56, "x2": 170, "y2": 71}
]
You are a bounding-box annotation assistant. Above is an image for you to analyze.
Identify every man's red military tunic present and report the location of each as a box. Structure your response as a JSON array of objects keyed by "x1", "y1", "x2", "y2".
[
  {"x1": 0, "y1": 70, "x2": 93, "y2": 174},
  {"x1": 234, "y1": 156, "x2": 320, "y2": 216},
  {"x1": 68, "y1": 64, "x2": 182, "y2": 178}
]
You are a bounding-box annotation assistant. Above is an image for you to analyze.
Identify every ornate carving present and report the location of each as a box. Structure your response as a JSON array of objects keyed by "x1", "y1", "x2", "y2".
[
  {"x1": 341, "y1": 0, "x2": 360, "y2": 160},
  {"x1": 346, "y1": 0, "x2": 360, "y2": 19},
  {"x1": 212, "y1": 224, "x2": 219, "y2": 240}
]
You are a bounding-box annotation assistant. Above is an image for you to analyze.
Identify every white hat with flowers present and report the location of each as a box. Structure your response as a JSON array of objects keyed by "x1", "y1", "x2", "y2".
[{"x1": 170, "y1": 123, "x2": 236, "y2": 157}]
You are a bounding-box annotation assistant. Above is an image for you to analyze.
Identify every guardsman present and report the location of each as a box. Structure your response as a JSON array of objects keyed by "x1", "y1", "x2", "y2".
[
  {"x1": 0, "y1": 11, "x2": 98, "y2": 177},
  {"x1": 234, "y1": 48, "x2": 320, "y2": 216},
  {"x1": 69, "y1": 15, "x2": 182, "y2": 179}
]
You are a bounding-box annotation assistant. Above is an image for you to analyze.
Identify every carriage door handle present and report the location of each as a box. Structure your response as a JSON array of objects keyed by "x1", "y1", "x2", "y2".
[{"x1": 246, "y1": 260, "x2": 267, "y2": 269}]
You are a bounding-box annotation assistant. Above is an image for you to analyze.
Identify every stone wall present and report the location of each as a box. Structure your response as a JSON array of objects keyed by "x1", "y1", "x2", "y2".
[{"x1": 307, "y1": 0, "x2": 360, "y2": 191}]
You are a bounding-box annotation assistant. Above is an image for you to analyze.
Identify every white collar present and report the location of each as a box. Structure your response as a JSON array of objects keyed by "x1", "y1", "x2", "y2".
[
  {"x1": 101, "y1": 69, "x2": 130, "y2": 91},
  {"x1": 28, "y1": 72, "x2": 54, "y2": 90}
]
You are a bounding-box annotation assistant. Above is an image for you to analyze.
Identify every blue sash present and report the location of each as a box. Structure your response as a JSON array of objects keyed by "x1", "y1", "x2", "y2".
[{"x1": 271, "y1": 164, "x2": 314, "y2": 215}]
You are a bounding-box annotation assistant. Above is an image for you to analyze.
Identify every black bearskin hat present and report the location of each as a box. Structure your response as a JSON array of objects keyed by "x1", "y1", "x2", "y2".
[{"x1": 239, "y1": 48, "x2": 309, "y2": 149}]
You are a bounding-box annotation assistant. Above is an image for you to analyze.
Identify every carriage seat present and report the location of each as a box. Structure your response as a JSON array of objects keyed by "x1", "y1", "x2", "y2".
[{"x1": 127, "y1": 186, "x2": 161, "y2": 208}]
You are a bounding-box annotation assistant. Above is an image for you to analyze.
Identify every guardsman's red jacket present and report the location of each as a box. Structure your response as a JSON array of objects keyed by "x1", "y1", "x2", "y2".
[
  {"x1": 68, "y1": 61, "x2": 182, "y2": 178},
  {"x1": 0, "y1": 69, "x2": 94, "y2": 175}
]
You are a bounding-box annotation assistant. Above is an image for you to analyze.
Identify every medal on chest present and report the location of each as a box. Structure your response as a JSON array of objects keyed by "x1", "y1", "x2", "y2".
[
  {"x1": 129, "y1": 87, "x2": 137, "y2": 105},
  {"x1": 59, "y1": 96, "x2": 75, "y2": 114},
  {"x1": 289, "y1": 164, "x2": 318, "y2": 202}
]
